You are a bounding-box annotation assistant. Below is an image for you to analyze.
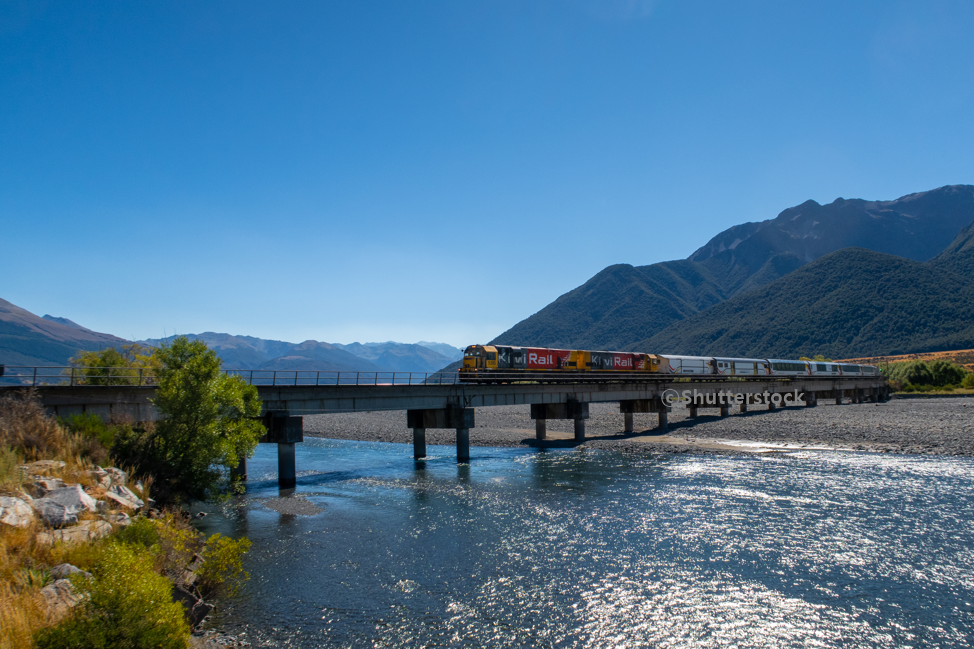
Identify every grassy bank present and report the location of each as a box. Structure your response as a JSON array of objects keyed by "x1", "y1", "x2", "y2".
[{"x1": 0, "y1": 391, "x2": 249, "y2": 649}]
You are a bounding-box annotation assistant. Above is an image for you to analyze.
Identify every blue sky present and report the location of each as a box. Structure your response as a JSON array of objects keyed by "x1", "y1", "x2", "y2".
[{"x1": 2, "y1": 1, "x2": 972, "y2": 348}]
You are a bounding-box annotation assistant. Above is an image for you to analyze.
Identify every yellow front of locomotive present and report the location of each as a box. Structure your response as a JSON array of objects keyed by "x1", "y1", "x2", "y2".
[{"x1": 461, "y1": 345, "x2": 499, "y2": 372}]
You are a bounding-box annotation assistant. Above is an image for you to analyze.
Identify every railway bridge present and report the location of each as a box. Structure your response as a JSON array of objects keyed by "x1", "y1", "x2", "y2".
[{"x1": 0, "y1": 368, "x2": 889, "y2": 487}]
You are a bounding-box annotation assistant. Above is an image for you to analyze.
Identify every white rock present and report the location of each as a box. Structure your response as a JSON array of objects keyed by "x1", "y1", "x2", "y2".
[
  {"x1": 32, "y1": 499, "x2": 77, "y2": 527},
  {"x1": 40, "y1": 579, "x2": 82, "y2": 622},
  {"x1": 47, "y1": 484, "x2": 98, "y2": 513},
  {"x1": 23, "y1": 460, "x2": 65, "y2": 475},
  {"x1": 105, "y1": 512, "x2": 131, "y2": 526},
  {"x1": 104, "y1": 467, "x2": 127, "y2": 486},
  {"x1": 26, "y1": 478, "x2": 65, "y2": 498},
  {"x1": 37, "y1": 520, "x2": 113, "y2": 546},
  {"x1": 0, "y1": 496, "x2": 34, "y2": 528},
  {"x1": 50, "y1": 563, "x2": 92, "y2": 580},
  {"x1": 107, "y1": 485, "x2": 144, "y2": 509}
]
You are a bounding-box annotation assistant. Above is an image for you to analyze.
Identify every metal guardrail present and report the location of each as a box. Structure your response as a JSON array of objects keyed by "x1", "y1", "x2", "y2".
[{"x1": 0, "y1": 366, "x2": 884, "y2": 389}]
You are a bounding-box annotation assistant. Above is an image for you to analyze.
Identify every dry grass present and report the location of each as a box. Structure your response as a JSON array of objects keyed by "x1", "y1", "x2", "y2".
[{"x1": 0, "y1": 581, "x2": 46, "y2": 649}]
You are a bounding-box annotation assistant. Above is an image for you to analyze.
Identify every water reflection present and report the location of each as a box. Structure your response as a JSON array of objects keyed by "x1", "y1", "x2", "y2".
[{"x1": 194, "y1": 440, "x2": 974, "y2": 648}]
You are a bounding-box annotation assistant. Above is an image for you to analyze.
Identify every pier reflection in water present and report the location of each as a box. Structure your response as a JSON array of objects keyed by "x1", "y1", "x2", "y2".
[{"x1": 194, "y1": 439, "x2": 974, "y2": 648}]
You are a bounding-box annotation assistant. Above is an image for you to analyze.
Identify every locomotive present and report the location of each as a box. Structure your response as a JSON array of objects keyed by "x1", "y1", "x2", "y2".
[{"x1": 459, "y1": 344, "x2": 880, "y2": 378}]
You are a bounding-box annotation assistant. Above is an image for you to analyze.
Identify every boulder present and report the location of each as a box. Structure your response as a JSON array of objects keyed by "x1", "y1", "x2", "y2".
[
  {"x1": 173, "y1": 586, "x2": 214, "y2": 629},
  {"x1": 106, "y1": 485, "x2": 144, "y2": 510},
  {"x1": 32, "y1": 499, "x2": 77, "y2": 527},
  {"x1": 47, "y1": 484, "x2": 98, "y2": 513},
  {"x1": 104, "y1": 467, "x2": 127, "y2": 486},
  {"x1": 26, "y1": 478, "x2": 65, "y2": 499},
  {"x1": 105, "y1": 512, "x2": 132, "y2": 526},
  {"x1": 0, "y1": 496, "x2": 35, "y2": 528},
  {"x1": 89, "y1": 468, "x2": 112, "y2": 489},
  {"x1": 22, "y1": 460, "x2": 65, "y2": 475},
  {"x1": 40, "y1": 579, "x2": 82, "y2": 622},
  {"x1": 50, "y1": 563, "x2": 92, "y2": 580},
  {"x1": 37, "y1": 520, "x2": 113, "y2": 546}
]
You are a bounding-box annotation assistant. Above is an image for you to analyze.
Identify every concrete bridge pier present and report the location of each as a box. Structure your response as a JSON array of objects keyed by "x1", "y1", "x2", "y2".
[
  {"x1": 413, "y1": 428, "x2": 427, "y2": 459},
  {"x1": 719, "y1": 403, "x2": 730, "y2": 417},
  {"x1": 260, "y1": 413, "x2": 304, "y2": 488},
  {"x1": 620, "y1": 399, "x2": 658, "y2": 434},
  {"x1": 623, "y1": 412, "x2": 634, "y2": 434},
  {"x1": 688, "y1": 405, "x2": 699, "y2": 418},
  {"x1": 768, "y1": 396, "x2": 777, "y2": 411},
  {"x1": 739, "y1": 402, "x2": 747, "y2": 413},
  {"x1": 532, "y1": 400, "x2": 590, "y2": 442},
  {"x1": 407, "y1": 407, "x2": 475, "y2": 462}
]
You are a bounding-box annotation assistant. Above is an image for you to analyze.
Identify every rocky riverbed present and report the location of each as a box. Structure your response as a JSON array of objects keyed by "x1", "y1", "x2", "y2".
[{"x1": 303, "y1": 396, "x2": 974, "y2": 456}]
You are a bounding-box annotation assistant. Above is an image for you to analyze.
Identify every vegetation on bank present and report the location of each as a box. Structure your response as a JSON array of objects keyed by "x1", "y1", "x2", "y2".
[
  {"x1": 1, "y1": 336, "x2": 262, "y2": 649},
  {"x1": 884, "y1": 359, "x2": 974, "y2": 393}
]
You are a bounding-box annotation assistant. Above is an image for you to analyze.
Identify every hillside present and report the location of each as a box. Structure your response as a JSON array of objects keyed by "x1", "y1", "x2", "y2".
[
  {"x1": 836, "y1": 349, "x2": 974, "y2": 372},
  {"x1": 333, "y1": 342, "x2": 456, "y2": 374},
  {"x1": 631, "y1": 248, "x2": 974, "y2": 359},
  {"x1": 929, "y1": 219, "x2": 974, "y2": 278},
  {"x1": 0, "y1": 298, "x2": 128, "y2": 366},
  {"x1": 492, "y1": 185, "x2": 974, "y2": 350}
]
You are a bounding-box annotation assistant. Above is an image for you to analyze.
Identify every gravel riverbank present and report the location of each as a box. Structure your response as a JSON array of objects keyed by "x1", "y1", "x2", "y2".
[{"x1": 303, "y1": 396, "x2": 974, "y2": 456}]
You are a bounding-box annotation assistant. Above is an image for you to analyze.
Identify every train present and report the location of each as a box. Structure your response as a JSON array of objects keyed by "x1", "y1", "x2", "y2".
[{"x1": 459, "y1": 344, "x2": 881, "y2": 378}]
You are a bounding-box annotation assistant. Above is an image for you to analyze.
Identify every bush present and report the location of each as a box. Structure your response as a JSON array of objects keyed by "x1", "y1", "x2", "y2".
[
  {"x1": 0, "y1": 392, "x2": 68, "y2": 461},
  {"x1": 963, "y1": 374, "x2": 974, "y2": 389},
  {"x1": 887, "y1": 360, "x2": 969, "y2": 388},
  {"x1": 61, "y1": 413, "x2": 114, "y2": 449},
  {"x1": 69, "y1": 344, "x2": 159, "y2": 387},
  {"x1": 144, "y1": 337, "x2": 264, "y2": 504},
  {"x1": 197, "y1": 533, "x2": 252, "y2": 598},
  {"x1": 35, "y1": 542, "x2": 190, "y2": 649}
]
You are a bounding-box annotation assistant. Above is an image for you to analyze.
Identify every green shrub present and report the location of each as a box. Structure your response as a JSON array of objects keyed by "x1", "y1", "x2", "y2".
[
  {"x1": 197, "y1": 533, "x2": 252, "y2": 598},
  {"x1": 902, "y1": 384, "x2": 916, "y2": 393},
  {"x1": 35, "y1": 542, "x2": 190, "y2": 649},
  {"x1": 61, "y1": 413, "x2": 115, "y2": 449},
  {"x1": 114, "y1": 516, "x2": 161, "y2": 549},
  {"x1": 943, "y1": 384, "x2": 956, "y2": 392},
  {"x1": 963, "y1": 374, "x2": 974, "y2": 389}
]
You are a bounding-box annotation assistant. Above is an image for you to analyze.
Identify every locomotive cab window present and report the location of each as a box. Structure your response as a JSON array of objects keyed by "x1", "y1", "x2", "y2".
[{"x1": 487, "y1": 352, "x2": 496, "y2": 361}]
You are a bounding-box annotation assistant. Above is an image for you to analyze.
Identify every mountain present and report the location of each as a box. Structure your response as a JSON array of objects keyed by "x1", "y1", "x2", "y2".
[
  {"x1": 492, "y1": 185, "x2": 974, "y2": 350},
  {"x1": 332, "y1": 342, "x2": 455, "y2": 374},
  {"x1": 491, "y1": 261, "x2": 728, "y2": 350},
  {"x1": 142, "y1": 333, "x2": 383, "y2": 372},
  {"x1": 929, "y1": 220, "x2": 974, "y2": 278},
  {"x1": 142, "y1": 334, "x2": 456, "y2": 373},
  {"x1": 0, "y1": 299, "x2": 128, "y2": 366},
  {"x1": 631, "y1": 248, "x2": 974, "y2": 359},
  {"x1": 416, "y1": 341, "x2": 463, "y2": 361},
  {"x1": 41, "y1": 315, "x2": 92, "y2": 332}
]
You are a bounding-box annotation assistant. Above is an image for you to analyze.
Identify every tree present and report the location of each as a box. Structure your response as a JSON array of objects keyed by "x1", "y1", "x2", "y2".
[
  {"x1": 69, "y1": 344, "x2": 159, "y2": 385},
  {"x1": 145, "y1": 336, "x2": 263, "y2": 504}
]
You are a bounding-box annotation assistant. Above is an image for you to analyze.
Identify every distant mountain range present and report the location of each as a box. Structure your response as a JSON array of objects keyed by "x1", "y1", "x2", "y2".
[
  {"x1": 492, "y1": 184, "x2": 974, "y2": 357},
  {"x1": 0, "y1": 300, "x2": 462, "y2": 374}
]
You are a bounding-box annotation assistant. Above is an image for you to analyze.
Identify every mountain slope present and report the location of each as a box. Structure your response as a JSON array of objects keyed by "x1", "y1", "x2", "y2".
[
  {"x1": 143, "y1": 333, "x2": 382, "y2": 372},
  {"x1": 490, "y1": 261, "x2": 728, "y2": 350},
  {"x1": 929, "y1": 219, "x2": 974, "y2": 278},
  {"x1": 0, "y1": 299, "x2": 128, "y2": 365},
  {"x1": 632, "y1": 248, "x2": 974, "y2": 359},
  {"x1": 333, "y1": 342, "x2": 454, "y2": 374},
  {"x1": 492, "y1": 185, "x2": 974, "y2": 350}
]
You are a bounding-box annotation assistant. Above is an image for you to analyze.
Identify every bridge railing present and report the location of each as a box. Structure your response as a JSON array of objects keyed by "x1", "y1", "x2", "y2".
[
  {"x1": 0, "y1": 366, "x2": 468, "y2": 387},
  {"x1": 0, "y1": 366, "x2": 885, "y2": 388}
]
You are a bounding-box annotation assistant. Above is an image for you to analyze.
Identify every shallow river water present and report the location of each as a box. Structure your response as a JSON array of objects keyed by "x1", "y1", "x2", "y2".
[{"x1": 195, "y1": 439, "x2": 974, "y2": 648}]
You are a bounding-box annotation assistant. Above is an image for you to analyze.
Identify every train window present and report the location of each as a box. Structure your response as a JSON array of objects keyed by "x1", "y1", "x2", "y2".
[
  {"x1": 816, "y1": 363, "x2": 827, "y2": 372},
  {"x1": 487, "y1": 352, "x2": 496, "y2": 361}
]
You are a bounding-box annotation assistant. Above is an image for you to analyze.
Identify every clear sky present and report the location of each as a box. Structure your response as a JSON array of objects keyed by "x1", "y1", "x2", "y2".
[{"x1": 2, "y1": 1, "x2": 973, "y2": 348}]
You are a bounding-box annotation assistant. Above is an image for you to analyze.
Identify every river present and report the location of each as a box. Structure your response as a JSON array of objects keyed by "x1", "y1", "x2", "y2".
[{"x1": 194, "y1": 439, "x2": 974, "y2": 648}]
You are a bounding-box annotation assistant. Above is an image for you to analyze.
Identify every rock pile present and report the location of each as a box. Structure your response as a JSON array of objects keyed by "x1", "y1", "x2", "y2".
[{"x1": 0, "y1": 461, "x2": 153, "y2": 546}]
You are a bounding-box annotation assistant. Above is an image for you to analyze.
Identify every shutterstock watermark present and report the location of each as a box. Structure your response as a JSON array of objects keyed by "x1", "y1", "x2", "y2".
[{"x1": 661, "y1": 389, "x2": 804, "y2": 408}]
